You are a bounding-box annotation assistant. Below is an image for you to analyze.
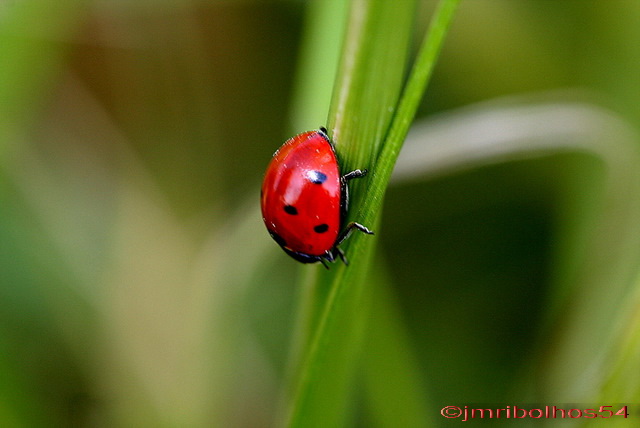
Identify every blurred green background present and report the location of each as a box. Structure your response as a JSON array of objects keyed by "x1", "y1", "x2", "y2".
[{"x1": 1, "y1": 0, "x2": 640, "y2": 426}]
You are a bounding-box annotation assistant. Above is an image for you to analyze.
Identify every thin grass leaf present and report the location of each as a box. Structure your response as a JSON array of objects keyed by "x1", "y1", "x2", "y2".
[
  {"x1": 285, "y1": 1, "x2": 460, "y2": 426},
  {"x1": 358, "y1": 0, "x2": 461, "y2": 231},
  {"x1": 288, "y1": 0, "x2": 349, "y2": 131}
]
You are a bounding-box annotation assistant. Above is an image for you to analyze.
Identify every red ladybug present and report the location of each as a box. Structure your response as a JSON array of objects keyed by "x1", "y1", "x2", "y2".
[{"x1": 261, "y1": 127, "x2": 373, "y2": 268}]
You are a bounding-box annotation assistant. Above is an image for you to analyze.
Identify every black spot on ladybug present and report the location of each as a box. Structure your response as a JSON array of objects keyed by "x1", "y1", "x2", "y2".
[
  {"x1": 306, "y1": 170, "x2": 327, "y2": 184},
  {"x1": 314, "y1": 224, "x2": 329, "y2": 234},
  {"x1": 284, "y1": 205, "x2": 298, "y2": 215}
]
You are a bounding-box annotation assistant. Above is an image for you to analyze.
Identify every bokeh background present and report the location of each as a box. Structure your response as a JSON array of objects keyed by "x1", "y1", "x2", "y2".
[{"x1": 1, "y1": 0, "x2": 640, "y2": 426}]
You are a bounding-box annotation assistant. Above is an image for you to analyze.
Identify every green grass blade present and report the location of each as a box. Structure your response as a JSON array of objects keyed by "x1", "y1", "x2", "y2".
[
  {"x1": 285, "y1": 1, "x2": 460, "y2": 426},
  {"x1": 359, "y1": 0, "x2": 461, "y2": 230},
  {"x1": 289, "y1": 0, "x2": 349, "y2": 131}
]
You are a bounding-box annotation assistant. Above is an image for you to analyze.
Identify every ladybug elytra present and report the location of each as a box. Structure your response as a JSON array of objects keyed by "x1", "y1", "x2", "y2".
[{"x1": 260, "y1": 127, "x2": 373, "y2": 268}]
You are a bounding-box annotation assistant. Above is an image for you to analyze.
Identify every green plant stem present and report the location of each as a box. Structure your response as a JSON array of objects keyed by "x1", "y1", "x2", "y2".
[
  {"x1": 362, "y1": 0, "x2": 461, "y2": 227},
  {"x1": 284, "y1": 1, "x2": 460, "y2": 426}
]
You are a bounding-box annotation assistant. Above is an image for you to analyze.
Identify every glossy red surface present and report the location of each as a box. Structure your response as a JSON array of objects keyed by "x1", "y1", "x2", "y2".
[{"x1": 261, "y1": 130, "x2": 341, "y2": 256}]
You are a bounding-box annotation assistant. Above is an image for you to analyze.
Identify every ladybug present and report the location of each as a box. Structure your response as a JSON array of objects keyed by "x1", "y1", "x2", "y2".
[{"x1": 261, "y1": 127, "x2": 374, "y2": 268}]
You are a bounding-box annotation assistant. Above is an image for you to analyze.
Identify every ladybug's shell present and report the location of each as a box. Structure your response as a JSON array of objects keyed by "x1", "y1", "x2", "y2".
[{"x1": 261, "y1": 130, "x2": 341, "y2": 258}]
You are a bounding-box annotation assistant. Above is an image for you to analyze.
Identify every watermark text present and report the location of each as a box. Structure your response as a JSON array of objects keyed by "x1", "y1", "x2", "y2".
[{"x1": 440, "y1": 405, "x2": 630, "y2": 422}]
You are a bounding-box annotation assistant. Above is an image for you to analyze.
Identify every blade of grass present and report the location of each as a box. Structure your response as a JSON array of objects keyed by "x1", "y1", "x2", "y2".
[
  {"x1": 359, "y1": 0, "x2": 460, "y2": 230},
  {"x1": 285, "y1": 1, "x2": 460, "y2": 426},
  {"x1": 288, "y1": 0, "x2": 349, "y2": 131},
  {"x1": 284, "y1": 0, "x2": 418, "y2": 424},
  {"x1": 291, "y1": 0, "x2": 417, "y2": 374}
]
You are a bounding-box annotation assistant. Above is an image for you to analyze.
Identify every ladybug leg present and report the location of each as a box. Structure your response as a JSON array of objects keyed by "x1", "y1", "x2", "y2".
[
  {"x1": 341, "y1": 169, "x2": 367, "y2": 183},
  {"x1": 324, "y1": 249, "x2": 335, "y2": 263},
  {"x1": 340, "y1": 169, "x2": 369, "y2": 220},
  {"x1": 319, "y1": 249, "x2": 335, "y2": 269},
  {"x1": 336, "y1": 222, "x2": 374, "y2": 247},
  {"x1": 334, "y1": 247, "x2": 349, "y2": 266}
]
